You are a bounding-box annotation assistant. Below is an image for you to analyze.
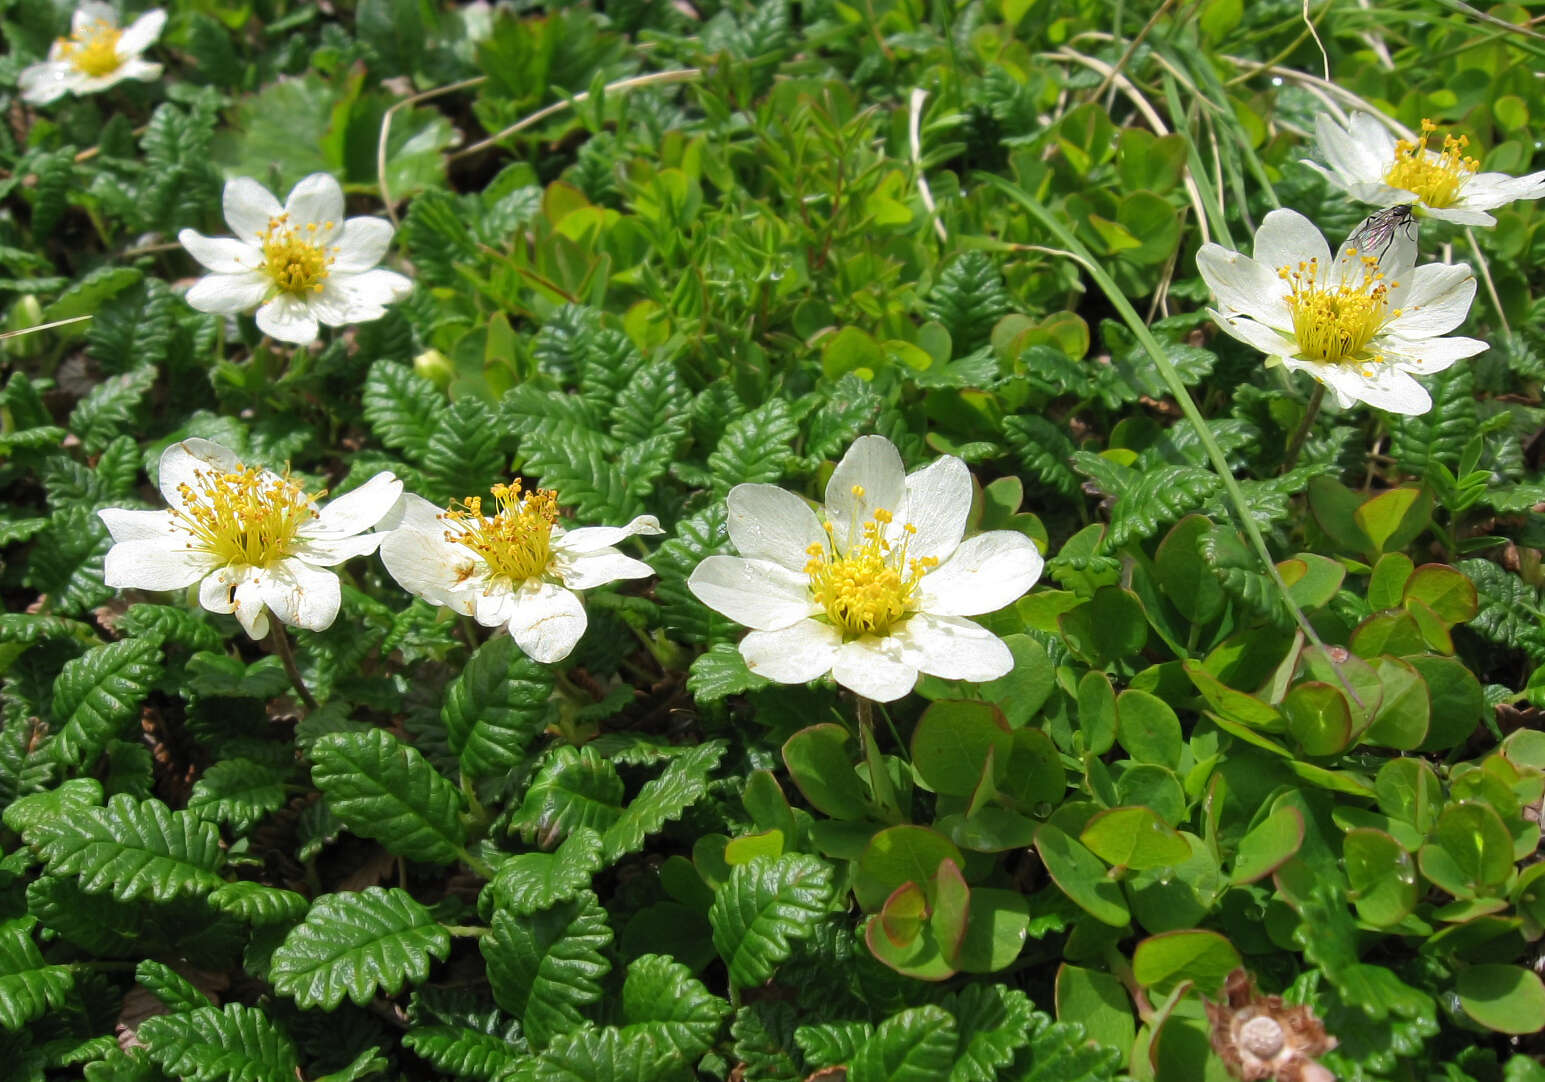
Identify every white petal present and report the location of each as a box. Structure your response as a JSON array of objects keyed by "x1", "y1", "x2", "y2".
[
  {"x1": 473, "y1": 584, "x2": 519, "y2": 628},
  {"x1": 255, "y1": 295, "x2": 320, "y2": 344},
  {"x1": 223, "y1": 178, "x2": 282, "y2": 247},
  {"x1": 305, "y1": 472, "x2": 402, "y2": 538},
  {"x1": 200, "y1": 567, "x2": 269, "y2": 639},
  {"x1": 284, "y1": 174, "x2": 345, "y2": 236},
  {"x1": 1304, "y1": 361, "x2": 1432, "y2": 416},
  {"x1": 915, "y1": 530, "x2": 1044, "y2": 616},
  {"x1": 1382, "y1": 264, "x2": 1475, "y2": 338},
  {"x1": 185, "y1": 271, "x2": 269, "y2": 315},
  {"x1": 73, "y1": 2, "x2": 118, "y2": 31},
  {"x1": 825, "y1": 435, "x2": 907, "y2": 551},
  {"x1": 831, "y1": 636, "x2": 917, "y2": 702},
  {"x1": 102, "y1": 538, "x2": 213, "y2": 590},
  {"x1": 892, "y1": 612, "x2": 1014, "y2": 682},
  {"x1": 376, "y1": 490, "x2": 441, "y2": 534},
  {"x1": 557, "y1": 515, "x2": 664, "y2": 555},
  {"x1": 1207, "y1": 311, "x2": 1298, "y2": 358},
  {"x1": 331, "y1": 217, "x2": 395, "y2": 272},
  {"x1": 178, "y1": 231, "x2": 261, "y2": 275},
  {"x1": 1380, "y1": 334, "x2": 1487, "y2": 374},
  {"x1": 1252, "y1": 209, "x2": 1330, "y2": 276},
  {"x1": 378, "y1": 495, "x2": 485, "y2": 610},
  {"x1": 116, "y1": 9, "x2": 166, "y2": 56},
  {"x1": 259, "y1": 559, "x2": 341, "y2": 632},
  {"x1": 687, "y1": 555, "x2": 817, "y2": 631},
  {"x1": 556, "y1": 550, "x2": 654, "y2": 590},
  {"x1": 738, "y1": 620, "x2": 842, "y2": 684},
  {"x1": 1421, "y1": 206, "x2": 1497, "y2": 227},
  {"x1": 18, "y1": 62, "x2": 76, "y2": 104},
  {"x1": 1319, "y1": 113, "x2": 1397, "y2": 184},
  {"x1": 159, "y1": 439, "x2": 243, "y2": 508},
  {"x1": 725, "y1": 484, "x2": 825, "y2": 571},
  {"x1": 292, "y1": 533, "x2": 383, "y2": 566},
  {"x1": 1458, "y1": 170, "x2": 1545, "y2": 211},
  {"x1": 311, "y1": 269, "x2": 412, "y2": 326},
  {"x1": 97, "y1": 507, "x2": 176, "y2": 543},
  {"x1": 507, "y1": 580, "x2": 588, "y2": 663},
  {"x1": 897, "y1": 456, "x2": 971, "y2": 564},
  {"x1": 1196, "y1": 246, "x2": 1290, "y2": 328},
  {"x1": 98, "y1": 58, "x2": 161, "y2": 86}
]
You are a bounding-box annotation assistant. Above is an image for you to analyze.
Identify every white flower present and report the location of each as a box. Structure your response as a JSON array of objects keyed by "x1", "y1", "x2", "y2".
[
  {"x1": 18, "y1": 3, "x2": 164, "y2": 105},
  {"x1": 177, "y1": 174, "x2": 412, "y2": 345},
  {"x1": 378, "y1": 483, "x2": 662, "y2": 664},
  {"x1": 98, "y1": 439, "x2": 403, "y2": 640},
  {"x1": 1196, "y1": 207, "x2": 1485, "y2": 416},
  {"x1": 687, "y1": 436, "x2": 1044, "y2": 703},
  {"x1": 1306, "y1": 112, "x2": 1545, "y2": 227}
]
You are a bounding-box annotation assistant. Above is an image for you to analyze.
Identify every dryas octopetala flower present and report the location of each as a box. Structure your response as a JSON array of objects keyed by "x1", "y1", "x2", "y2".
[
  {"x1": 377, "y1": 483, "x2": 662, "y2": 664},
  {"x1": 687, "y1": 435, "x2": 1044, "y2": 703},
  {"x1": 1306, "y1": 112, "x2": 1545, "y2": 227},
  {"x1": 1196, "y1": 206, "x2": 1484, "y2": 415},
  {"x1": 1205, "y1": 969, "x2": 1337, "y2": 1082},
  {"x1": 177, "y1": 173, "x2": 412, "y2": 345},
  {"x1": 18, "y1": 3, "x2": 165, "y2": 105},
  {"x1": 97, "y1": 439, "x2": 403, "y2": 640}
]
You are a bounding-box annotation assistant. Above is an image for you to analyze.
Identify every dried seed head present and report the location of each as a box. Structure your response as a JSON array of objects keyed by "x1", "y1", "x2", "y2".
[{"x1": 1206, "y1": 969, "x2": 1338, "y2": 1082}]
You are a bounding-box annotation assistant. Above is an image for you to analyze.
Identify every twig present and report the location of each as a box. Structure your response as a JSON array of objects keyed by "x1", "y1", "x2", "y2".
[
  {"x1": 0, "y1": 314, "x2": 92, "y2": 341},
  {"x1": 907, "y1": 89, "x2": 948, "y2": 242},
  {"x1": 376, "y1": 75, "x2": 488, "y2": 227}
]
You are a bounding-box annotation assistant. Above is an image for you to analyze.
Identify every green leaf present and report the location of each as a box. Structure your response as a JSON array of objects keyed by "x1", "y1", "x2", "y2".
[
  {"x1": 654, "y1": 502, "x2": 732, "y2": 644},
  {"x1": 270, "y1": 887, "x2": 450, "y2": 1009},
  {"x1": 1079, "y1": 807, "x2": 1190, "y2": 871},
  {"x1": 519, "y1": 745, "x2": 626, "y2": 841},
  {"x1": 24, "y1": 794, "x2": 224, "y2": 902},
  {"x1": 620, "y1": 954, "x2": 730, "y2": 1059},
  {"x1": 135, "y1": 960, "x2": 213, "y2": 1013},
  {"x1": 945, "y1": 984, "x2": 1036, "y2": 1082},
  {"x1": 850, "y1": 1005, "x2": 958, "y2": 1082},
  {"x1": 1456, "y1": 965, "x2": 1545, "y2": 1035},
  {"x1": 1032, "y1": 824, "x2": 1129, "y2": 927},
  {"x1": 601, "y1": 741, "x2": 725, "y2": 861},
  {"x1": 1002, "y1": 415, "x2": 1080, "y2": 499},
  {"x1": 206, "y1": 882, "x2": 309, "y2": 926},
  {"x1": 50, "y1": 638, "x2": 162, "y2": 767},
  {"x1": 138, "y1": 1004, "x2": 299, "y2": 1082},
  {"x1": 707, "y1": 398, "x2": 798, "y2": 496},
  {"x1": 401, "y1": 1026, "x2": 523, "y2": 1082},
  {"x1": 490, "y1": 828, "x2": 605, "y2": 916},
  {"x1": 483, "y1": 891, "x2": 613, "y2": 1049},
  {"x1": 67, "y1": 365, "x2": 157, "y2": 454},
  {"x1": 187, "y1": 758, "x2": 289, "y2": 834},
  {"x1": 441, "y1": 636, "x2": 555, "y2": 781},
  {"x1": 421, "y1": 396, "x2": 508, "y2": 505},
  {"x1": 926, "y1": 251, "x2": 1013, "y2": 352},
  {"x1": 1132, "y1": 929, "x2": 1240, "y2": 997},
  {"x1": 310, "y1": 728, "x2": 467, "y2": 865},
  {"x1": 363, "y1": 359, "x2": 443, "y2": 461},
  {"x1": 1106, "y1": 465, "x2": 1219, "y2": 548},
  {"x1": 0, "y1": 917, "x2": 74, "y2": 1031},
  {"x1": 687, "y1": 642, "x2": 770, "y2": 703},
  {"x1": 710, "y1": 854, "x2": 835, "y2": 990},
  {"x1": 529, "y1": 1025, "x2": 683, "y2": 1082}
]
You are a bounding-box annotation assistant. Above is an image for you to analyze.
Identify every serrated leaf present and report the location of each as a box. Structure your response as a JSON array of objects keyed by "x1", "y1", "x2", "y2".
[
  {"x1": 687, "y1": 642, "x2": 770, "y2": 703},
  {"x1": 270, "y1": 887, "x2": 450, "y2": 1009},
  {"x1": 24, "y1": 794, "x2": 224, "y2": 902},
  {"x1": 710, "y1": 854, "x2": 835, "y2": 990},
  {"x1": 482, "y1": 891, "x2": 613, "y2": 1049},
  {"x1": 363, "y1": 360, "x2": 443, "y2": 461},
  {"x1": 401, "y1": 1025, "x2": 522, "y2": 1082},
  {"x1": 851, "y1": 1006, "x2": 958, "y2": 1082},
  {"x1": 518, "y1": 745, "x2": 625, "y2": 842},
  {"x1": 1006, "y1": 1010, "x2": 1125, "y2": 1082},
  {"x1": 118, "y1": 604, "x2": 224, "y2": 653},
  {"x1": 531, "y1": 1026, "x2": 682, "y2": 1082},
  {"x1": 489, "y1": 828, "x2": 605, "y2": 915},
  {"x1": 707, "y1": 398, "x2": 798, "y2": 496},
  {"x1": 1003, "y1": 415, "x2": 1080, "y2": 499},
  {"x1": 441, "y1": 636, "x2": 555, "y2": 782},
  {"x1": 1107, "y1": 465, "x2": 1219, "y2": 548},
  {"x1": 422, "y1": 395, "x2": 507, "y2": 504},
  {"x1": 138, "y1": 1003, "x2": 298, "y2": 1082},
  {"x1": 1461, "y1": 558, "x2": 1545, "y2": 662},
  {"x1": 620, "y1": 954, "x2": 730, "y2": 1059},
  {"x1": 135, "y1": 960, "x2": 213, "y2": 1013},
  {"x1": 0, "y1": 917, "x2": 74, "y2": 1031},
  {"x1": 926, "y1": 252, "x2": 1012, "y2": 352},
  {"x1": 653, "y1": 503, "x2": 732, "y2": 645},
  {"x1": 601, "y1": 740, "x2": 725, "y2": 861},
  {"x1": 187, "y1": 758, "x2": 289, "y2": 834},
  {"x1": 1389, "y1": 365, "x2": 1475, "y2": 475},
  {"x1": 310, "y1": 728, "x2": 467, "y2": 865},
  {"x1": 731, "y1": 1003, "x2": 803, "y2": 1082},
  {"x1": 944, "y1": 984, "x2": 1036, "y2": 1082},
  {"x1": 206, "y1": 882, "x2": 309, "y2": 926},
  {"x1": 50, "y1": 638, "x2": 161, "y2": 767},
  {"x1": 67, "y1": 364, "x2": 157, "y2": 454}
]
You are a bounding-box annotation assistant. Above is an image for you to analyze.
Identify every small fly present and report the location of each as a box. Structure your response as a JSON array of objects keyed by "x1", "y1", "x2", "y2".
[{"x1": 1344, "y1": 204, "x2": 1417, "y2": 262}]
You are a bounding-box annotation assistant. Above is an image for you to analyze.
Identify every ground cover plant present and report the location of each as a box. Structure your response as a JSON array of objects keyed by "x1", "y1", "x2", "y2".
[{"x1": 2, "y1": 0, "x2": 1545, "y2": 1079}]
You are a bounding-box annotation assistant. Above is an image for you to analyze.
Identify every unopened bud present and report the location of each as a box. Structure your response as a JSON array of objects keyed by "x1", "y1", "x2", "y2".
[{"x1": 413, "y1": 348, "x2": 453, "y2": 391}]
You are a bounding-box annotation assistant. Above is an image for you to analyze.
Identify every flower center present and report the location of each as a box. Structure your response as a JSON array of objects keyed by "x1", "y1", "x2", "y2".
[
  {"x1": 442, "y1": 481, "x2": 559, "y2": 585},
  {"x1": 1384, "y1": 118, "x2": 1478, "y2": 209},
  {"x1": 1238, "y1": 1014, "x2": 1285, "y2": 1059},
  {"x1": 259, "y1": 214, "x2": 336, "y2": 297},
  {"x1": 1279, "y1": 252, "x2": 1401, "y2": 368},
  {"x1": 805, "y1": 487, "x2": 937, "y2": 637},
  {"x1": 172, "y1": 467, "x2": 319, "y2": 569},
  {"x1": 59, "y1": 20, "x2": 122, "y2": 78}
]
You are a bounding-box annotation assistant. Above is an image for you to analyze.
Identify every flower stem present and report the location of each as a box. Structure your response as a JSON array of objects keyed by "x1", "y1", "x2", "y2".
[
  {"x1": 856, "y1": 697, "x2": 902, "y2": 823},
  {"x1": 1281, "y1": 381, "x2": 1325, "y2": 472},
  {"x1": 267, "y1": 624, "x2": 318, "y2": 712}
]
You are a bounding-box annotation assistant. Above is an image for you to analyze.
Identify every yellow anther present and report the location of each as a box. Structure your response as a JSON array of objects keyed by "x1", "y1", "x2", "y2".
[
  {"x1": 171, "y1": 466, "x2": 320, "y2": 569},
  {"x1": 806, "y1": 510, "x2": 932, "y2": 637},
  {"x1": 850, "y1": 485, "x2": 864, "y2": 498},
  {"x1": 258, "y1": 214, "x2": 334, "y2": 297},
  {"x1": 442, "y1": 480, "x2": 559, "y2": 585},
  {"x1": 1385, "y1": 118, "x2": 1478, "y2": 208},
  {"x1": 58, "y1": 20, "x2": 123, "y2": 77},
  {"x1": 1278, "y1": 250, "x2": 1394, "y2": 368}
]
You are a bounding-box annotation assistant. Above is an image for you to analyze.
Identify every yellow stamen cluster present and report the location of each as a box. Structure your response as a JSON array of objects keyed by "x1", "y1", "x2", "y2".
[
  {"x1": 805, "y1": 487, "x2": 937, "y2": 637},
  {"x1": 442, "y1": 481, "x2": 559, "y2": 585},
  {"x1": 172, "y1": 467, "x2": 319, "y2": 569},
  {"x1": 259, "y1": 214, "x2": 337, "y2": 296},
  {"x1": 59, "y1": 20, "x2": 123, "y2": 78},
  {"x1": 1385, "y1": 119, "x2": 1478, "y2": 209},
  {"x1": 1279, "y1": 250, "x2": 1402, "y2": 372}
]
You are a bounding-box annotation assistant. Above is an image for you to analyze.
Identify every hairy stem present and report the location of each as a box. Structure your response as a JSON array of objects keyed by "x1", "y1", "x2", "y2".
[
  {"x1": 1281, "y1": 381, "x2": 1325, "y2": 472},
  {"x1": 267, "y1": 623, "x2": 318, "y2": 712}
]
